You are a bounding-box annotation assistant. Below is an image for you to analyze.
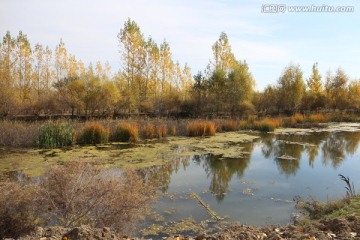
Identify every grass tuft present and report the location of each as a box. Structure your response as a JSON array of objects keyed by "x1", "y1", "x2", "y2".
[
  {"x1": 112, "y1": 123, "x2": 139, "y2": 142},
  {"x1": 142, "y1": 124, "x2": 155, "y2": 139},
  {"x1": 187, "y1": 120, "x2": 216, "y2": 137},
  {"x1": 156, "y1": 125, "x2": 167, "y2": 139},
  {"x1": 253, "y1": 118, "x2": 281, "y2": 133},
  {"x1": 220, "y1": 120, "x2": 238, "y2": 132},
  {"x1": 77, "y1": 122, "x2": 109, "y2": 145},
  {"x1": 306, "y1": 113, "x2": 327, "y2": 123},
  {"x1": 38, "y1": 121, "x2": 74, "y2": 148}
]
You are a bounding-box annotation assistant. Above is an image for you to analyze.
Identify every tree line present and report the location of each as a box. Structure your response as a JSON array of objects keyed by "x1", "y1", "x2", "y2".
[{"x1": 0, "y1": 18, "x2": 359, "y2": 119}]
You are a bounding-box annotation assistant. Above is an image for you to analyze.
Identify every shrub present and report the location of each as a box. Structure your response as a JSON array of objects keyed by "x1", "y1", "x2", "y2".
[
  {"x1": 38, "y1": 162, "x2": 156, "y2": 233},
  {"x1": 187, "y1": 120, "x2": 216, "y2": 137},
  {"x1": 77, "y1": 122, "x2": 109, "y2": 145},
  {"x1": 112, "y1": 123, "x2": 139, "y2": 142},
  {"x1": 156, "y1": 125, "x2": 167, "y2": 139},
  {"x1": 38, "y1": 121, "x2": 74, "y2": 148},
  {"x1": 142, "y1": 124, "x2": 155, "y2": 139},
  {"x1": 0, "y1": 181, "x2": 39, "y2": 239},
  {"x1": 0, "y1": 162, "x2": 156, "y2": 237}
]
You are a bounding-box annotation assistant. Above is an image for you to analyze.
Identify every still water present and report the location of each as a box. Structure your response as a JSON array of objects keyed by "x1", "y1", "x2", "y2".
[{"x1": 140, "y1": 131, "x2": 360, "y2": 235}]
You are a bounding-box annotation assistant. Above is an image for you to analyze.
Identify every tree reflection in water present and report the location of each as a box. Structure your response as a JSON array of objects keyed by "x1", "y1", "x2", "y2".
[
  {"x1": 138, "y1": 131, "x2": 360, "y2": 201},
  {"x1": 137, "y1": 155, "x2": 192, "y2": 192},
  {"x1": 261, "y1": 131, "x2": 360, "y2": 176}
]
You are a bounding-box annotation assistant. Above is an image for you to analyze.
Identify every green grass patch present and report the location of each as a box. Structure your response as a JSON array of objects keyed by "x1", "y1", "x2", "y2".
[{"x1": 37, "y1": 121, "x2": 74, "y2": 148}]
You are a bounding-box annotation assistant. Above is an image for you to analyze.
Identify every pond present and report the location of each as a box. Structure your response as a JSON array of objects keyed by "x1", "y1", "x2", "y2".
[
  {"x1": 1, "y1": 124, "x2": 360, "y2": 237},
  {"x1": 138, "y1": 130, "x2": 360, "y2": 237}
]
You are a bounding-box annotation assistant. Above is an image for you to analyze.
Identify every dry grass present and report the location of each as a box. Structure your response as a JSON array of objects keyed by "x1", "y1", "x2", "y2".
[
  {"x1": 293, "y1": 113, "x2": 305, "y2": 123},
  {"x1": 187, "y1": 120, "x2": 216, "y2": 137},
  {"x1": 112, "y1": 123, "x2": 139, "y2": 142},
  {"x1": 141, "y1": 124, "x2": 155, "y2": 139},
  {"x1": 306, "y1": 113, "x2": 328, "y2": 123},
  {"x1": 220, "y1": 120, "x2": 238, "y2": 132},
  {"x1": 156, "y1": 125, "x2": 167, "y2": 139},
  {"x1": 0, "y1": 120, "x2": 40, "y2": 147},
  {"x1": 238, "y1": 120, "x2": 250, "y2": 130},
  {"x1": 169, "y1": 125, "x2": 177, "y2": 136},
  {"x1": 77, "y1": 122, "x2": 109, "y2": 145},
  {"x1": 253, "y1": 118, "x2": 282, "y2": 132}
]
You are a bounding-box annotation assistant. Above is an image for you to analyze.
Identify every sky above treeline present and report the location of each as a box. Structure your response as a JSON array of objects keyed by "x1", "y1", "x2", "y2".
[{"x1": 1, "y1": 0, "x2": 359, "y2": 90}]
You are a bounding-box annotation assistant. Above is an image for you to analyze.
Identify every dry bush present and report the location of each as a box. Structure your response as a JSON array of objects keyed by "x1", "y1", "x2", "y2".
[
  {"x1": 142, "y1": 124, "x2": 155, "y2": 139},
  {"x1": 77, "y1": 122, "x2": 109, "y2": 145},
  {"x1": 186, "y1": 120, "x2": 216, "y2": 137},
  {"x1": 156, "y1": 125, "x2": 167, "y2": 139},
  {"x1": 0, "y1": 181, "x2": 39, "y2": 239},
  {"x1": 0, "y1": 120, "x2": 40, "y2": 147},
  {"x1": 112, "y1": 123, "x2": 139, "y2": 142},
  {"x1": 38, "y1": 162, "x2": 156, "y2": 234}
]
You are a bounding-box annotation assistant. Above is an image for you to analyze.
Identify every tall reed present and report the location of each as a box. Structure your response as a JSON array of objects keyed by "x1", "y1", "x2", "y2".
[
  {"x1": 77, "y1": 122, "x2": 109, "y2": 145},
  {"x1": 112, "y1": 123, "x2": 139, "y2": 142},
  {"x1": 38, "y1": 121, "x2": 74, "y2": 148},
  {"x1": 187, "y1": 120, "x2": 216, "y2": 137}
]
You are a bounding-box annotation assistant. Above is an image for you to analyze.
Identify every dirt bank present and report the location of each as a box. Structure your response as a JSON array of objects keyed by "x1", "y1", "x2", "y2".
[{"x1": 8, "y1": 215, "x2": 360, "y2": 240}]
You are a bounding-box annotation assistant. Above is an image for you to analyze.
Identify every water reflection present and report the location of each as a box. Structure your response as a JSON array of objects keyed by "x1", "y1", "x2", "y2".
[
  {"x1": 260, "y1": 132, "x2": 360, "y2": 176},
  {"x1": 195, "y1": 142, "x2": 254, "y2": 202},
  {"x1": 138, "y1": 155, "x2": 192, "y2": 192},
  {"x1": 139, "y1": 131, "x2": 360, "y2": 198}
]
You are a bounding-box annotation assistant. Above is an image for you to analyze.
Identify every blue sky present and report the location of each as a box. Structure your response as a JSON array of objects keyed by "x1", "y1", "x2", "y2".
[{"x1": 1, "y1": 0, "x2": 359, "y2": 90}]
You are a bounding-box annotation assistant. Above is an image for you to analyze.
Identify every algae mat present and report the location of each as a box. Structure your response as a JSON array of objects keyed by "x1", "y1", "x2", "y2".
[{"x1": 0, "y1": 132, "x2": 258, "y2": 177}]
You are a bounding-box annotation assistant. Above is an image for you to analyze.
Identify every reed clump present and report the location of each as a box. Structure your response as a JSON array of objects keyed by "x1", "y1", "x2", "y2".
[
  {"x1": 253, "y1": 118, "x2": 281, "y2": 132},
  {"x1": 0, "y1": 120, "x2": 40, "y2": 147},
  {"x1": 112, "y1": 123, "x2": 139, "y2": 142},
  {"x1": 141, "y1": 124, "x2": 155, "y2": 139},
  {"x1": 187, "y1": 120, "x2": 216, "y2": 137},
  {"x1": 220, "y1": 120, "x2": 238, "y2": 132},
  {"x1": 156, "y1": 125, "x2": 167, "y2": 139},
  {"x1": 37, "y1": 121, "x2": 74, "y2": 148},
  {"x1": 77, "y1": 122, "x2": 109, "y2": 145},
  {"x1": 306, "y1": 113, "x2": 327, "y2": 123}
]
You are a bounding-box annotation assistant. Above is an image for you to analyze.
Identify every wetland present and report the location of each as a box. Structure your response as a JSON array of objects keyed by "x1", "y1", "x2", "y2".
[{"x1": 1, "y1": 123, "x2": 360, "y2": 238}]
